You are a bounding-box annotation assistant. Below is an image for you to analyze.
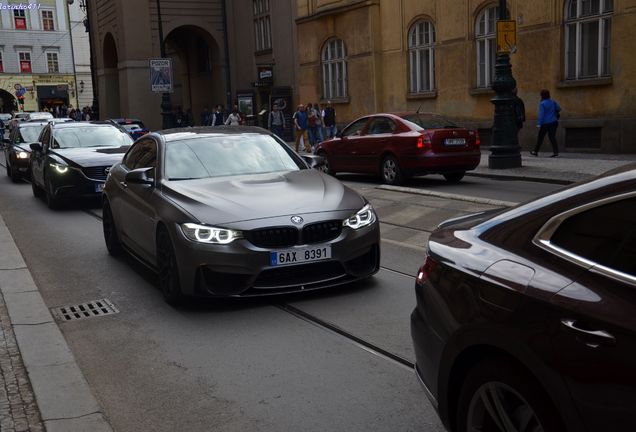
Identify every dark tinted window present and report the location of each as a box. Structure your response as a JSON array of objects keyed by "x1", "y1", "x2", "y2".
[
  {"x1": 342, "y1": 118, "x2": 368, "y2": 137},
  {"x1": 551, "y1": 197, "x2": 636, "y2": 276},
  {"x1": 401, "y1": 114, "x2": 458, "y2": 129},
  {"x1": 124, "y1": 139, "x2": 156, "y2": 170},
  {"x1": 367, "y1": 117, "x2": 397, "y2": 135},
  {"x1": 165, "y1": 134, "x2": 302, "y2": 180}
]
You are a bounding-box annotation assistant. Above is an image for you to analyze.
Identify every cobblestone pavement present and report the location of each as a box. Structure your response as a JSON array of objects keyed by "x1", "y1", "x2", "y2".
[{"x1": 0, "y1": 291, "x2": 44, "y2": 432}]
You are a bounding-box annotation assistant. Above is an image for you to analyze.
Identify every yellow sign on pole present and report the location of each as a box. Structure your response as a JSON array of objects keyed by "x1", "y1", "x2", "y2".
[{"x1": 496, "y1": 20, "x2": 517, "y2": 54}]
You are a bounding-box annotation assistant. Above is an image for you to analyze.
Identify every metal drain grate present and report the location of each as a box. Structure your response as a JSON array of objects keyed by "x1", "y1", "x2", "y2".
[{"x1": 51, "y1": 299, "x2": 119, "y2": 322}]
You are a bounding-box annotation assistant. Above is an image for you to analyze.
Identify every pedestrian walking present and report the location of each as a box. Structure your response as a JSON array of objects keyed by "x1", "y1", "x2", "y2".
[
  {"x1": 531, "y1": 89, "x2": 561, "y2": 157},
  {"x1": 201, "y1": 106, "x2": 211, "y2": 126},
  {"x1": 323, "y1": 101, "x2": 337, "y2": 139},
  {"x1": 313, "y1": 103, "x2": 324, "y2": 144},
  {"x1": 512, "y1": 88, "x2": 525, "y2": 131},
  {"x1": 268, "y1": 103, "x2": 285, "y2": 139},
  {"x1": 212, "y1": 105, "x2": 224, "y2": 126},
  {"x1": 307, "y1": 103, "x2": 318, "y2": 150},
  {"x1": 293, "y1": 104, "x2": 310, "y2": 152},
  {"x1": 225, "y1": 107, "x2": 241, "y2": 126}
]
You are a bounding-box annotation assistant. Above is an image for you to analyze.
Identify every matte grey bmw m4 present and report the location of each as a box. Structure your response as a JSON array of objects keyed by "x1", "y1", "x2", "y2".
[{"x1": 102, "y1": 127, "x2": 380, "y2": 304}]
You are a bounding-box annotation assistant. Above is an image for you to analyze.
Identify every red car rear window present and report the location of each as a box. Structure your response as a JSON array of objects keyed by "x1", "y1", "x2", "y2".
[{"x1": 401, "y1": 115, "x2": 458, "y2": 130}]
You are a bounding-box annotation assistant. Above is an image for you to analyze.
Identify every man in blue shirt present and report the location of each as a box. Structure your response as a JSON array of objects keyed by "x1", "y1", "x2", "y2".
[
  {"x1": 293, "y1": 104, "x2": 310, "y2": 152},
  {"x1": 531, "y1": 89, "x2": 561, "y2": 157}
]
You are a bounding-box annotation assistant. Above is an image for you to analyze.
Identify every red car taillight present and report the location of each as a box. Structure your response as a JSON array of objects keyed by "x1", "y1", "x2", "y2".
[
  {"x1": 417, "y1": 133, "x2": 432, "y2": 150},
  {"x1": 416, "y1": 254, "x2": 439, "y2": 285},
  {"x1": 475, "y1": 130, "x2": 481, "y2": 147}
]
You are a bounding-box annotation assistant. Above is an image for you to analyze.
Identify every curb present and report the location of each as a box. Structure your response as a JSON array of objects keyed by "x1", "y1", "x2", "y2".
[
  {"x1": 0, "y1": 215, "x2": 113, "y2": 432},
  {"x1": 466, "y1": 171, "x2": 576, "y2": 186},
  {"x1": 376, "y1": 185, "x2": 517, "y2": 207}
]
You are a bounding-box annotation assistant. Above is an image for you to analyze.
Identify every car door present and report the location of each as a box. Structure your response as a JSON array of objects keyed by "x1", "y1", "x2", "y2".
[
  {"x1": 30, "y1": 126, "x2": 51, "y2": 187},
  {"x1": 544, "y1": 195, "x2": 636, "y2": 431},
  {"x1": 356, "y1": 117, "x2": 397, "y2": 172},
  {"x1": 115, "y1": 138, "x2": 160, "y2": 263},
  {"x1": 332, "y1": 117, "x2": 369, "y2": 171}
]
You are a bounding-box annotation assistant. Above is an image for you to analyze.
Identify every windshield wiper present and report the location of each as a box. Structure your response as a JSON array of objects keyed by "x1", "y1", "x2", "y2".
[{"x1": 168, "y1": 177, "x2": 202, "y2": 181}]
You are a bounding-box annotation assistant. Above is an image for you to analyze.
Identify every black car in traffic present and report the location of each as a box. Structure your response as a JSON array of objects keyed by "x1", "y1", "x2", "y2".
[
  {"x1": 411, "y1": 164, "x2": 636, "y2": 432},
  {"x1": 30, "y1": 121, "x2": 133, "y2": 208},
  {"x1": 3, "y1": 121, "x2": 48, "y2": 182}
]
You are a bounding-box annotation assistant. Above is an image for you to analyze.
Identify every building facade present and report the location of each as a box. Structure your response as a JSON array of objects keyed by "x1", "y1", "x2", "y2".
[
  {"x1": 296, "y1": 0, "x2": 636, "y2": 153},
  {"x1": 226, "y1": 0, "x2": 299, "y2": 139},
  {"x1": 68, "y1": 0, "x2": 94, "y2": 110},
  {"x1": 0, "y1": 0, "x2": 78, "y2": 114}
]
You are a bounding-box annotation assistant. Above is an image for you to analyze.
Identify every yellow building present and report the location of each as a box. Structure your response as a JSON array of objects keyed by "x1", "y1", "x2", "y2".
[{"x1": 296, "y1": 0, "x2": 636, "y2": 153}]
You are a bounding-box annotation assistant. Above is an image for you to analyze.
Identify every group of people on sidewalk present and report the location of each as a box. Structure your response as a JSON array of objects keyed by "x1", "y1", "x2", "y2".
[
  {"x1": 291, "y1": 101, "x2": 337, "y2": 153},
  {"x1": 512, "y1": 88, "x2": 562, "y2": 158}
]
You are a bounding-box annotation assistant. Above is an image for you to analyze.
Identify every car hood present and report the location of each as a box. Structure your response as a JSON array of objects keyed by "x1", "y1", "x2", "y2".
[
  {"x1": 51, "y1": 146, "x2": 129, "y2": 168},
  {"x1": 162, "y1": 169, "x2": 365, "y2": 224}
]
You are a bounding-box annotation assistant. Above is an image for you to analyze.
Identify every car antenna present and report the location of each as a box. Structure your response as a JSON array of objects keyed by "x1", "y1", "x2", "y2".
[{"x1": 416, "y1": 104, "x2": 422, "y2": 114}]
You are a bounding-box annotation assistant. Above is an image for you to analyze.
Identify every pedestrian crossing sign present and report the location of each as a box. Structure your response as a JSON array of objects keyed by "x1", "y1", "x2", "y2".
[{"x1": 496, "y1": 20, "x2": 517, "y2": 54}]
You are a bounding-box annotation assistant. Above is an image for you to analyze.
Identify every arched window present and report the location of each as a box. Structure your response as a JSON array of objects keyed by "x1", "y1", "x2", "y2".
[
  {"x1": 565, "y1": 0, "x2": 613, "y2": 80},
  {"x1": 475, "y1": 5, "x2": 499, "y2": 88},
  {"x1": 408, "y1": 20, "x2": 436, "y2": 93},
  {"x1": 322, "y1": 39, "x2": 347, "y2": 99}
]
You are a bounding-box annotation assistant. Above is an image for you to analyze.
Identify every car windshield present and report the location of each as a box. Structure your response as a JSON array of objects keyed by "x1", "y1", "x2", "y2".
[
  {"x1": 401, "y1": 114, "x2": 458, "y2": 130},
  {"x1": 17, "y1": 125, "x2": 46, "y2": 143},
  {"x1": 165, "y1": 134, "x2": 303, "y2": 180},
  {"x1": 52, "y1": 126, "x2": 133, "y2": 149}
]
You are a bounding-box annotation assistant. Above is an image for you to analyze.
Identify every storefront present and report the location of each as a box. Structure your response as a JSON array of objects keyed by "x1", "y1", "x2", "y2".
[
  {"x1": 0, "y1": 75, "x2": 77, "y2": 113},
  {"x1": 37, "y1": 84, "x2": 70, "y2": 110}
]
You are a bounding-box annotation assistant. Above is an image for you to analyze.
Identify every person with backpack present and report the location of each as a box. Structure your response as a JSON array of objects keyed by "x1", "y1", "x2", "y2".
[
  {"x1": 268, "y1": 103, "x2": 285, "y2": 139},
  {"x1": 531, "y1": 89, "x2": 561, "y2": 158}
]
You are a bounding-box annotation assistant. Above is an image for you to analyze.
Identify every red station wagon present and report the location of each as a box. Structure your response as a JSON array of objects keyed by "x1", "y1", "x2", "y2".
[{"x1": 315, "y1": 112, "x2": 481, "y2": 184}]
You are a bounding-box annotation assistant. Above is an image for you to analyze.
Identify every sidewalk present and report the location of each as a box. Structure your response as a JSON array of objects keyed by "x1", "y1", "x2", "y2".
[
  {"x1": 2, "y1": 150, "x2": 636, "y2": 431},
  {"x1": 471, "y1": 149, "x2": 636, "y2": 184}
]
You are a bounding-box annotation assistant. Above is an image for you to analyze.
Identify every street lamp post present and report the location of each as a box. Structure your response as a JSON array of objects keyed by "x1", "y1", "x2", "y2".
[
  {"x1": 156, "y1": 0, "x2": 174, "y2": 129},
  {"x1": 488, "y1": 0, "x2": 521, "y2": 169},
  {"x1": 77, "y1": 0, "x2": 99, "y2": 119}
]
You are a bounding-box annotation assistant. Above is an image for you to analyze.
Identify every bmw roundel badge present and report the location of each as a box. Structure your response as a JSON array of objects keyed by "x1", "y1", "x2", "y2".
[{"x1": 291, "y1": 215, "x2": 304, "y2": 225}]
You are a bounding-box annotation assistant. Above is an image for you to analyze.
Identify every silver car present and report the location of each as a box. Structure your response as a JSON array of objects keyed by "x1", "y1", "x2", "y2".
[{"x1": 102, "y1": 127, "x2": 380, "y2": 305}]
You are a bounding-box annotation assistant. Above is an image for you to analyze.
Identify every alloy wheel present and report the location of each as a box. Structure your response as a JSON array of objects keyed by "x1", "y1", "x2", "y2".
[
  {"x1": 103, "y1": 202, "x2": 122, "y2": 256},
  {"x1": 382, "y1": 156, "x2": 402, "y2": 185},
  {"x1": 467, "y1": 382, "x2": 544, "y2": 432}
]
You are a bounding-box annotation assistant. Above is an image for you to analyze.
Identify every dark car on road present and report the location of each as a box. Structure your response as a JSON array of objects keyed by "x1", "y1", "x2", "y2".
[
  {"x1": 110, "y1": 118, "x2": 150, "y2": 140},
  {"x1": 411, "y1": 164, "x2": 636, "y2": 432},
  {"x1": 30, "y1": 121, "x2": 133, "y2": 209},
  {"x1": 315, "y1": 112, "x2": 480, "y2": 185},
  {"x1": 102, "y1": 127, "x2": 380, "y2": 304},
  {"x1": 4, "y1": 121, "x2": 48, "y2": 182}
]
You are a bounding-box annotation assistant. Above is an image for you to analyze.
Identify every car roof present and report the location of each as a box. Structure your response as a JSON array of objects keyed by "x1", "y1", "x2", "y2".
[
  {"x1": 157, "y1": 126, "x2": 272, "y2": 142},
  {"x1": 51, "y1": 121, "x2": 122, "y2": 129},
  {"x1": 17, "y1": 121, "x2": 48, "y2": 127}
]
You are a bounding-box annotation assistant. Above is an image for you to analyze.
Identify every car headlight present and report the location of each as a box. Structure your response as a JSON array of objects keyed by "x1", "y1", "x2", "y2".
[
  {"x1": 343, "y1": 204, "x2": 376, "y2": 230},
  {"x1": 17, "y1": 151, "x2": 29, "y2": 159},
  {"x1": 180, "y1": 223, "x2": 243, "y2": 244},
  {"x1": 50, "y1": 162, "x2": 69, "y2": 174}
]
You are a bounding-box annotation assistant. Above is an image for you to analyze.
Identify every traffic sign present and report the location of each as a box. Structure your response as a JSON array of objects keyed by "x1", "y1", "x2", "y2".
[{"x1": 496, "y1": 20, "x2": 517, "y2": 54}]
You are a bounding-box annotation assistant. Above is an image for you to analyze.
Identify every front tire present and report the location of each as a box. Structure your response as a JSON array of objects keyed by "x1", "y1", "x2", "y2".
[
  {"x1": 157, "y1": 227, "x2": 183, "y2": 306},
  {"x1": 456, "y1": 358, "x2": 563, "y2": 432},
  {"x1": 381, "y1": 155, "x2": 403, "y2": 185},
  {"x1": 103, "y1": 200, "x2": 122, "y2": 256},
  {"x1": 44, "y1": 172, "x2": 61, "y2": 210}
]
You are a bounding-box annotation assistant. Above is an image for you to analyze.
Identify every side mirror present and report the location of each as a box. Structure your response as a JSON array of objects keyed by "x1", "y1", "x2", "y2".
[
  {"x1": 302, "y1": 154, "x2": 326, "y2": 170},
  {"x1": 29, "y1": 143, "x2": 43, "y2": 153},
  {"x1": 125, "y1": 167, "x2": 154, "y2": 186}
]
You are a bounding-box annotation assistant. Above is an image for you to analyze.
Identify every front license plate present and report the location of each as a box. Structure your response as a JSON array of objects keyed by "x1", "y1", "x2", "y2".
[
  {"x1": 95, "y1": 183, "x2": 105, "y2": 192},
  {"x1": 444, "y1": 138, "x2": 466, "y2": 145},
  {"x1": 270, "y1": 245, "x2": 332, "y2": 266}
]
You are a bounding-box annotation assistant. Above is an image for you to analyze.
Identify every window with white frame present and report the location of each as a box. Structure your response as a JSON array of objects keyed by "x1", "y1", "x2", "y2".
[
  {"x1": 475, "y1": 5, "x2": 499, "y2": 88},
  {"x1": 14, "y1": 9, "x2": 27, "y2": 30},
  {"x1": 322, "y1": 39, "x2": 347, "y2": 99},
  {"x1": 19, "y1": 52, "x2": 32, "y2": 73},
  {"x1": 47, "y1": 52, "x2": 59, "y2": 73},
  {"x1": 253, "y1": 0, "x2": 271, "y2": 51},
  {"x1": 565, "y1": 0, "x2": 613, "y2": 80},
  {"x1": 42, "y1": 10, "x2": 55, "y2": 31},
  {"x1": 408, "y1": 20, "x2": 436, "y2": 93}
]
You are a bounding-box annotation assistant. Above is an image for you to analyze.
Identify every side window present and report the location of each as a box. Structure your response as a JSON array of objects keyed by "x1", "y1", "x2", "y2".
[
  {"x1": 124, "y1": 139, "x2": 156, "y2": 171},
  {"x1": 342, "y1": 118, "x2": 368, "y2": 137},
  {"x1": 39, "y1": 128, "x2": 51, "y2": 149},
  {"x1": 551, "y1": 197, "x2": 636, "y2": 277},
  {"x1": 368, "y1": 117, "x2": 396, "y2": 135}
]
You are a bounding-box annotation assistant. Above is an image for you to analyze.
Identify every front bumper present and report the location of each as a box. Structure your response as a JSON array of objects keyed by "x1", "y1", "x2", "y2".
[
  {"x1": 170, "y1": 220, "x2": 381, "y2": 297},
  {"x1": 49, "y1": 167, "x2": 105, "y2": 199}
]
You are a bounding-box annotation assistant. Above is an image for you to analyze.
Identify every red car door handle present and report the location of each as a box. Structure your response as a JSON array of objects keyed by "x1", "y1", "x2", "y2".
[{"x1": 561, "y1": 319, "x2": 616, "y2": 348}]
